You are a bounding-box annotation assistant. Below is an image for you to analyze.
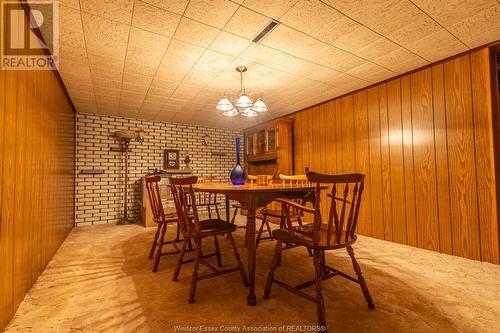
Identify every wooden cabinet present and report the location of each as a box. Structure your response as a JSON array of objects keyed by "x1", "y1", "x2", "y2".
[{"x1": 244, "y1": 118, "x2": 294, "y2": 178}]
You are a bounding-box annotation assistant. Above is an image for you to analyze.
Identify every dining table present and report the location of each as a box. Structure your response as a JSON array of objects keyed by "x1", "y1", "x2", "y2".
[{"x1": 191, "y1": 181, "x2": 320, "y2": 306}]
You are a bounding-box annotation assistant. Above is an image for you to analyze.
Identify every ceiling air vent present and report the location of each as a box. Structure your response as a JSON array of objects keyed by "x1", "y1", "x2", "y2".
[{"x1": 252, "y1": 20, "x2": 279, "y2": 43}]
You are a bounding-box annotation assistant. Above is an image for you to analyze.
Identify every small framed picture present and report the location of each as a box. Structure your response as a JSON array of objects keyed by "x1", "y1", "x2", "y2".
[{"x1": 164, "y1": 149, "x2": 180, "y2": 169}]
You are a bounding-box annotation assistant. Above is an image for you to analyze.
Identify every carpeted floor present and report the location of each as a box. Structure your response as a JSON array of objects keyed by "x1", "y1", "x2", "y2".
[{"x1": 5, "y1": 217, "x2": 500, "y2": 333}]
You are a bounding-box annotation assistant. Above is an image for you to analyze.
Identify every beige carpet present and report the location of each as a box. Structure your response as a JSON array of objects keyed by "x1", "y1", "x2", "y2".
[{"x1": 5, "y1": 218, "x2": 500, "y2": 333}]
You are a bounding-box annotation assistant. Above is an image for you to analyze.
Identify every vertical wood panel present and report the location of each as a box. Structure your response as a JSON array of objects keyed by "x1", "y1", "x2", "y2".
[
  {"x1": 291, "y1": 46, "x2": 499, "y2": 264},
  {"x1": 325, "y1": 101, "x2": 335, "y2": 175},
  {"x1": 367, "y1": 87, "x2": 384, "y2": 240},
  {"x1": 444, "y1": 55, "x2": 481, "y2": 261},
  {"x1": 471, "y1": 49, "x2": 500, "y2": 264},
  {"x1": 411, "y1": 68, "x2": 440, "y2": 251},
  {"x1": 0, "y1": 54, "x2": 7, "y2": 328},
  {"x1": 334, "y1": 99, "x2": 343, "y2": 173},
  {"x1": 0, "y1": 26, "x2": 75, "y2": 332},
  {"x1": 387, "y1": 79, "x2": 407, "y2": 244},
  {"x1": 431, "y1": 64, "x2": 453, "y2": 255},
  {"x1": 341, "y1": 95, "x2": 355, "y2": 172},
  {"x1": 1, "y1": 65, "x2": 18, "y2": 328},
  {"x1": 13, "y1": 68, "x2": 28, "y2": 309},
  {"x1": 401, "y1": 76, "x2": 418, "y2": 247},
  {"x1": 379, "y1": 83, "x2": 393, "y2": 241},
  {"x1": 353, "y1": 90, "x2": 372, "y2": 236}
]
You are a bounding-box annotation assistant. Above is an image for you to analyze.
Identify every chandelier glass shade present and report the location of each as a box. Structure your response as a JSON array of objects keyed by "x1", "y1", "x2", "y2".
[{"x1": 216, "y1": 66, "x2": 268, "y2": 117}]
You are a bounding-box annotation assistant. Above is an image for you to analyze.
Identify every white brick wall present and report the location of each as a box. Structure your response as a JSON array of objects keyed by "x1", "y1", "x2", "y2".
[{"x1": 76, "y1": 113, "x2": 243, "y2": 226}]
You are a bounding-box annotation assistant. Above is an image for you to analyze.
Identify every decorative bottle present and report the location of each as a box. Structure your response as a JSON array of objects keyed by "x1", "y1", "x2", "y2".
[{"x1": 230, "y1": 137, "x2": 245, "y2": 185}]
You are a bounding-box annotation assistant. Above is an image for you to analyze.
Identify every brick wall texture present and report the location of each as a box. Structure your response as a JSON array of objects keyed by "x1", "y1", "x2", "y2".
[{"x1": 76, "y1": 113, "x2": 242, "y2": 226}]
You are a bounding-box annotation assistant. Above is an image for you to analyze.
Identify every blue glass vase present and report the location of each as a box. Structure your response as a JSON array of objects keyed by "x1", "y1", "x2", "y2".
[{"x1": 230, "y1": 137, "x2": 245, "y2": 185}]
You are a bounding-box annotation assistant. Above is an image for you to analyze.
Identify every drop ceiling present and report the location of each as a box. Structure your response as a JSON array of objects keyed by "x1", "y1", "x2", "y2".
[{"x1": 49, "y1": 0, "x2": 500, "y2": 129}]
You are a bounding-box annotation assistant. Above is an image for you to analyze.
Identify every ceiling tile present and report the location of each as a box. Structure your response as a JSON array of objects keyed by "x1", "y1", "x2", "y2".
[
  {"x1": 60, "y1": 5, "x2": 83, "y2": 33},
  {"x1": 239, "y1": 43, "x2": 320, "y2": 77},
  {"x1": 49, "y1": 0, "x2": 500, "y2": 128},
  {"x1": 447, "y1": 4, "x2": 500, "y2": 48},
  {"x1": 82, "y1": 12, "x2": 130, "y2": 60},
  {"x1": 132, "y1": 1, "x2": 181, "y2": 37},
  {"x1": 332, "y1": 25, "x2": 382, "y2": 53},
  {"x1": 209, "y1": 31, "x2": 252, "y2": 56},
  {"x1": 405, "y1": 29, "x2": 468, "y2": 62},
  {"x1": 224, "y1": 6, "x2": 271, "y2": 39},
  {"x1": 174, "y1": 17, "x2": 220, "y2": 47},
  {"x1": 80, "y1": 0, "x2": 134, "y2": 24},
  {"x1": 60, "y1": 30, "x2": 87, "y2": 51},
  {"x1": 140, "y1": 0, "x2": 190, "y2": 15},
  {"x1": 241, "y1": 0, "x2": 299, "y2": 19},
  {"x1": 280, "y1": 0, "x2": 359, "y2": 46},
  {"x1": 184, "y1": 0, "x2": 239, "y2": 29},
  {"x1": 125, "y1": 27, "x2": 170, "y2": 67},
  {"x1": 347, "y1": 62, "x2": 395, "y2": 83},
  {"x1": 324, "y1": 0, "x2": 466, "y2": 60},
  {"x1": 411, "y1": 0, "x2": 496, "y2": 27},
  {"x1": 374, "y1": 47, "x2": 429, "y2": 73},
  {"x1": 183, "y1": 50, "x2": 236, "y2": 85},
  {"x1": 353, "y1": 37, "x2": 400, "y2": 61}
]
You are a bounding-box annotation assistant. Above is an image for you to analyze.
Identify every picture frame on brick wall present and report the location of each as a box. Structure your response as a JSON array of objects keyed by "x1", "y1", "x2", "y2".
[{"x1": 164, "y1": 149, "x2": 180, "y2": 170}]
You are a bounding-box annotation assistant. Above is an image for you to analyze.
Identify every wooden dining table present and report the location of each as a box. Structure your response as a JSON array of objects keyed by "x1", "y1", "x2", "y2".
[{"x1": 191, "y1": 182, "x2": 319, "y2": 306}]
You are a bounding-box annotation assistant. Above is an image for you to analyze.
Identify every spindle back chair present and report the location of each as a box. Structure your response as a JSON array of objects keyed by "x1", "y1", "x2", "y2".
[
  {"x1": 169, "y1": 176, "x2": 248, "y2": 304},
  {"x1": 185, "y1": 175, "x2": 221, "y2": 219},
  {"x1": 264, "y1": 172, "x2": 374, "y2": 332},
  {"x1": 256, "y1": 174, "x2": 310, "y2": 248},
  {"x1": 145, "y1": 174, "x2": 182, "y2": 272}
]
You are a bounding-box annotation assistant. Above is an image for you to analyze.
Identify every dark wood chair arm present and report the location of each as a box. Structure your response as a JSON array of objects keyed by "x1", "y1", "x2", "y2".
[{"x1": 275, "y1": 198, "x2": 315, "y2": 214}]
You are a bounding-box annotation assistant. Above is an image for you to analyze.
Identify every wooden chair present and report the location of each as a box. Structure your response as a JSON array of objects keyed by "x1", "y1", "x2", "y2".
[
  {"x1": 256, "y1": 174, "x2": 310, "y2": 248},
  {"x1": 264, "y1": 172, "x2": 374, "y2": 332},
  {"x1": 170, "y1": 176, "x2": 249, "y2": 304},
  {"x1": 186, "y1": 175, "x2": 221, "y2": 219},
  {"x1": 145, "y1": 174, "x2": 184, "y2": 272}
]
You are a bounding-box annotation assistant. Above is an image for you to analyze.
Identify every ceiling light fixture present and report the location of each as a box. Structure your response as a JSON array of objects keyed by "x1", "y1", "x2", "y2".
[{"x1": 216, "y1": 66, "x2": 268, "y2": 117}]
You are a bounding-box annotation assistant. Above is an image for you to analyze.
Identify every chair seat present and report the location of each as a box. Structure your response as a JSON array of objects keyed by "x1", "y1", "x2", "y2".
[
  {"x1": 272, "y1": 223, "x2": 357, "y2": 249},
  {"x1": 198, "y1": 219, "x2": 237, "y2": 235}
]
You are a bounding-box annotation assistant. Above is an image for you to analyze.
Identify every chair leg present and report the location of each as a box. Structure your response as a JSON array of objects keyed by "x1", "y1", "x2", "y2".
[
  {"x1": 208, "y1": 205, "x2": 212, "y2": 219},
  {"x1": 152, "y1": 222, "x2": 167, "y2": 272},
  {"x1": 215, "y1": 204, "x2": 221, "y2": 220},
  {"x1": 228, "y1": 233, "x2": 249, "y2": 287},
  {"x1": 172, "y1": 238, "x2": 189, "y2": 281},
  {"x1": 347, "y1": 246, "x2": 374, "y2": 309},
  {"x1": 255, "y1": 214, "x2": 267, "y2": 249},
  {"x1": 313, "y1": 249, "x2": 327, "y2": 330},
  {"x1": 231, "y1": 207, "x2": 238, "y2": 224},
  {"x1": 296, "y1": 217, "x2": 312, "y2": 256},
  {"x1": 264, "y1": 240, "x2": 283, "y2": 299},
  {"x1": 149, "y1": 222, "x2": 162, "y2": 259},
  {"x1": 265, "y1": 220, "x2": 273, "y2": 238},
  {"x1": 175, "y1": 221, "x2": 181, "y2": 242},
  {"x1": 189, "y1": 238, "x2": 202, "y2": 304},
  {"x1": 214, "y1": 235, "x2": 222, "y2": 267}
]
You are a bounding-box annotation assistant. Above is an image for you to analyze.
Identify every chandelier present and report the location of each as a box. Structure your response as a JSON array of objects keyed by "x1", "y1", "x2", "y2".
[{"x1": 216, "y1": 66, "x2": 268, "y2": 117}]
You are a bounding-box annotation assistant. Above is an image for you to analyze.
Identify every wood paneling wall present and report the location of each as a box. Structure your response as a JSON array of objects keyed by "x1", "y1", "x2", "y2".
[
  {"x1": 0, "y1": 1, "x2": 75, "y2": 328},
  {"x1": 293, "y1": 48, "x2": 500, "y2": 264}
]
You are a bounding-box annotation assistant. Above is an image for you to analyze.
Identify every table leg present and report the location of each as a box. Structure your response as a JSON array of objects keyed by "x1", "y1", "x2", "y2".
[
  {"x1": 225, "y1": 195, "x2": 230, "y2": 223},
  {"x1": 246, "y1": 208, "x2": 257, "y2": 306}
]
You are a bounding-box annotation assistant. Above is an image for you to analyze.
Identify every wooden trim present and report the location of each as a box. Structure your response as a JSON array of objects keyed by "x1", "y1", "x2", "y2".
[
  {"x1": 18, "y1": 0, "x2": 76, "y2": 114},
  {"x1": 490, "y1": 45, "x2": 500, "y2": 261}
]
